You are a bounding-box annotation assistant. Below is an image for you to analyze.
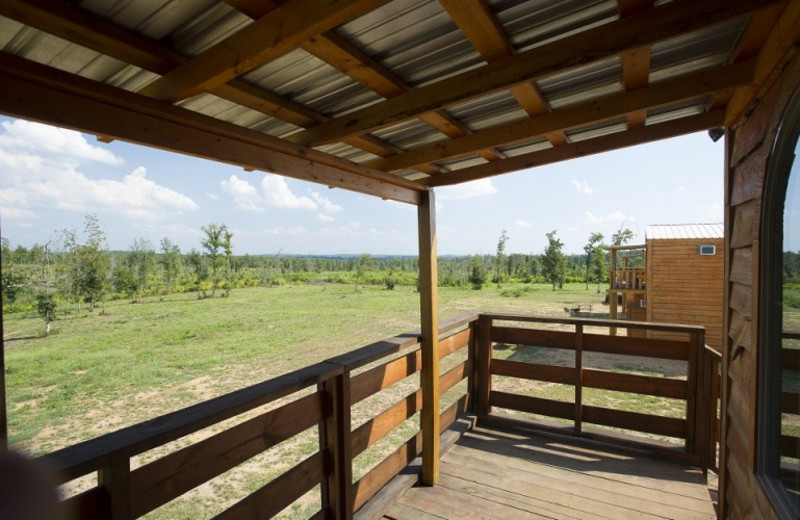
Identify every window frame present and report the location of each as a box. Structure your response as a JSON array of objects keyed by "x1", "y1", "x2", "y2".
[{"x1": 757, "y1": 86, "x2": 800, "y2": 519}]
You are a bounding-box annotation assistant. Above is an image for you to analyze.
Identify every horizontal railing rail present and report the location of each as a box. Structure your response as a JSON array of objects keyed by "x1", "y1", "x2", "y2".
[
  {"x1": 40, "y1": 311, "x2": 720, "y2": 518},
  {"x1": 42, "y1": 314, "x2": 478, "y2": 519},
  {"x1": 474, "y1": 314, "x2": 712, "y2": 468}
]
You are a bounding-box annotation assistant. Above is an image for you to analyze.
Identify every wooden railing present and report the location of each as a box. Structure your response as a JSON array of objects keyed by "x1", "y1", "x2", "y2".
[
  {"x1": 611, "y1": 267, "x2": 647, "y2": 290},
  {"x1": 40, "y1": 313, "x2": 721, "y2": 519},
  {"x1": 473, "y1": 314, "x2": 719, "y2": 471},
  {"x1": 41, "y1": 316, "x2": 476, "y2": 520},
  {"x1": 781, "y1": 331, "x2": 800, "y2": 463}
]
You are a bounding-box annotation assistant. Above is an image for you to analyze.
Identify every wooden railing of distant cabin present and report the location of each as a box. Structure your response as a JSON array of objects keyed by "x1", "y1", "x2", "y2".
[{"x1": 40, "y1": 314, "x2": 721, "y2": 519}]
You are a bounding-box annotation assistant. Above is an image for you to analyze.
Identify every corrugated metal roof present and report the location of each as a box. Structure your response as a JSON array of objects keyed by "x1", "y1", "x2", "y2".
[
  {"x1": 0, "y1": 0, "x2": 783, "y2": 200},
  {"x1": 646, "y1": 223, "x2": 724, "y2": 240}
]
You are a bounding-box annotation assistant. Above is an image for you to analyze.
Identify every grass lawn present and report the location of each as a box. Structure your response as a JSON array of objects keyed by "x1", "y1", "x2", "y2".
[
  {"x1": 5, "y1": 282, "x2": 702, "y2": 518},
  {"x1": 4, "y1": 282, "x2": 607, "y2": 455}
]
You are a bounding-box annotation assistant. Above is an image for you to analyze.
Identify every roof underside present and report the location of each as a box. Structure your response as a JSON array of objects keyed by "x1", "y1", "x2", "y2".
[{"x1": 1, "y1": 0, "x2": 798, "y2": 205}]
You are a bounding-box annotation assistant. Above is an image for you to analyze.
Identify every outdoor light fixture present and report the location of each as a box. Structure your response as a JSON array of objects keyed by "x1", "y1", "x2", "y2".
[{"x1": 708, "y1": 128, "x2": 725, "y2": 142}]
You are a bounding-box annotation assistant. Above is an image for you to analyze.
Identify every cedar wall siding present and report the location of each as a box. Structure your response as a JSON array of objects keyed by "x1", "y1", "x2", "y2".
[
  {"x1": 646, "y1": 238, "x2": 724, "y2": 350},
  {"x1": 723, "y1": 50, "x2": 800, "y2": 519}
]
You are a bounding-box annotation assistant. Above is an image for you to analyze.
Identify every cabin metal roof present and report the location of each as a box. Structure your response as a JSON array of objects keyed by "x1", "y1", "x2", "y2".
[
  {"x1": 0, "y1": 0, "x2": 797, "y2": 206},
  {"x1": 646, "y1": 223, "x2": 725, "y2": 240}
]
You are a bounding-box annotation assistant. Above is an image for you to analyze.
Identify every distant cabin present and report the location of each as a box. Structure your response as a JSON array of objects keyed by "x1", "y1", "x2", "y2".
[{"x1": 607, "y1": 223, "x2": 724, "y2": 350}]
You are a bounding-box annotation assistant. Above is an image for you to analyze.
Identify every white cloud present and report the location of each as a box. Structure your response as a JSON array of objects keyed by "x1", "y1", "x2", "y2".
[
  {"x1": 261, "y1": 174, "x2": 316, "y2": 209},
  {"x1": 437, "y1": 178, "x2": 497, "y2": 200},
  {"x1": 0, "y1": 119, "x2": 123, "y2": 166},
  {"x1": 515, "y1": 220, "x2": 532, "y2": 227},
  {"x1": 221, "y1": 174, "x2": 263, "y2": 211},
  {"x1": 310, "y1": 190, "x2": 343, "y2": 214},
  {"x1": 206, "y1": 192, "x2": 219, "y2": 200},
  {"x1": 221, "y1": 173, "x2": 324, "y2": 212},
  {"x1": 571, "y1": 179, "x2": 594, "y2": 195},
  {"x1": 317, "y1": 213, "x2": 335, "y2": 223},
  {"x1": 0, "y1": 135, "x2": 197, "y2": 221}
]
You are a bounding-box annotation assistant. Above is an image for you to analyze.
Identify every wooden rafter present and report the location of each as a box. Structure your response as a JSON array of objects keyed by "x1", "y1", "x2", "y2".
[
  {"x1": 708, "y1": 4, "x2": 784, "y2": 113},
  {"x1": 365, "y1": 61, "x2": 754, "y2": 172},
  {"x1": 440, "y1": 0, "x2": 567, "y2": 148},
  {"x1": 0, "y1": 52, "x2": 423, "y2": 204},
  {"x1": 724, "y1": 1, "x2": 800, "y2": 125},
  {"x1": 137, "y1": 0, "x2": 389, "y2": 103},
  {"x1": 619, "y1": 0, "x2": 654, "y2": 129},
  {"x1": 421, "y1": 110, "x2": 725, "y2": 187},
  {"x1": 288, "y1": 0, "x2": 781, "y2": 147},
  {"x1": 225, "y1": 0, "x2": 459, "y2": 174},
  {"x1": 0, "y1": 0, "x2": 434, "y2": 173}
]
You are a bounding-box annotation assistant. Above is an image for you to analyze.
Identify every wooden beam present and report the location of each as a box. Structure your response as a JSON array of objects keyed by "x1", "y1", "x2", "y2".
[
  {"x1": 368, "y1": 61, "x2": 753, "y2": 172},
  {"x1": 421, "y1": 110, "x2": 724, "y2": 187},
  {"x1": 289, "y1": 0, "x2": 781, "y2": 146},
  {"x1": 509, "y1": 82, "x2": 567, "y2": 145},
  {"x1": 417, "y1": 190, "x2": 440, "y2": 486},
  {"x1": 725, "y1": 0, "x2": 800, "y2": 126},
  {"x1": 439, "y1": 0, "x2": 511, "y2": 63},
  {"x1": 0, "y1": 53, "x2": 422, "y2": 205},
  {"x1": 619, "y1": 0, "x2": 655, "y2": 129},
  {"x1": 441, "y1": 0, "x2": 568, "y2": 147},
  {"x1": 226, "y1": 0, "x2": 451, "y2": 174},
  {"x1": 138, "y1": 0, "x2": 388, "y2": 102}
]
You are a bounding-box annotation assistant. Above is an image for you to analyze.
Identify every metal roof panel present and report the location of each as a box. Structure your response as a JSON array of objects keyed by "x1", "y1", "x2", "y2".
[{"x1": 646, "y1": 223, "x2": 724, "y2": 240}]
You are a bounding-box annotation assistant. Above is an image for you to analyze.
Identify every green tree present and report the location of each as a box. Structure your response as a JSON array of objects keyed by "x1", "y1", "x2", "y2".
[
  {"x1": 591, "y1": 244, "x2": 608, "y2": 293},
  {"x1": 611, "y1": 227, "x2": 634, "y2": 246},
  {"x1": 355, "y1": 253, "x2": 375, "y2": 292},
  {"x1": 494, "y1": 229, "x2": 508, "y2": 288},
  {"x1": 201, "y1": 223, "x2": 232, "y2": 297},
  {"x1": 469, "y1": 255, "x2": 487, "y2": 290},
  {"x1": 128, "y1": 238, "x2": 157, "y2": 301},
  {"x1": 160, "y1": 237, "x2": 183, "y2": 293},
  {"x1": 583, "y1": 232, "x2": 604, "y2": 290},
  {"x1": 542, "y1": 230, "x2": 567, "y2": 291},
  {"x1": 1, "y1": 238, "x2": 24, "y2": 304},
  {"x1": 36, "y1": 292, "x2": 57, "y2": 335},
  {"x1": 74, "y1": 215, "x2": 110, "y2": 311}
]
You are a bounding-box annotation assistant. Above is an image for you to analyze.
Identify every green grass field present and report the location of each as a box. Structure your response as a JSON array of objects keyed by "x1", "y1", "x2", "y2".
[{"x1": 4, "y1": 282, "x2": 607, "y2": 454}]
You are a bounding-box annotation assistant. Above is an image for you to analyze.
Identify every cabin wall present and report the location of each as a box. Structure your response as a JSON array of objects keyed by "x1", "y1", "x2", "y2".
[
  {"x1": 646, "y1": 238, "x2": 724, "y2": 350},
  {"x1": 723, "y1": 49, "x2": 800, "y2": 519}
]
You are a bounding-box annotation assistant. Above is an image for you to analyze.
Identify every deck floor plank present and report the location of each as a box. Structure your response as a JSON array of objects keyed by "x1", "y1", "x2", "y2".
[{"x1": 383, "y1": 425, "x2": 716, "y2": 520}]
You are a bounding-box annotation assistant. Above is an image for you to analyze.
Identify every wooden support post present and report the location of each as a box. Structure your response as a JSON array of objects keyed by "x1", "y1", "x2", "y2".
[
  {"x1": 477, "y1": 315, "x2": 493, "y2": 417},
  {"x1": 574, "y1": 324, "x2": 584, "y2": 433},
  {"x1": 98, "y1": 459, "x2": 131, "y2": 520},
  {"x1": 417, "y1": 189, "x2": 440, "y2": 486},
  {"x1": 319, "y1": 372, "x2": 353, "y2": 519}
]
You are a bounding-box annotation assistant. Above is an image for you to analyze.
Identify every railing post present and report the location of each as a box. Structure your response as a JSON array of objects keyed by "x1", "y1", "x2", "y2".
[
  {"x1": 319, "y1": 371, "x2": 353, "y2": 520},
  {"x1": 477, "y1": 315, "x2": 492, "y2": 417},
  {"x1": 468, "y1": 319, "x2": 480, "y2": 414},
  {"x1": 685, "y1": 329, "x2": 704, "y2": 459},
  {"x1": 98, "y1": 459, "x2": 131, "y2": 520},
  {"x1": 574, "y1": 323, "x2": 584, "y2": 433}
]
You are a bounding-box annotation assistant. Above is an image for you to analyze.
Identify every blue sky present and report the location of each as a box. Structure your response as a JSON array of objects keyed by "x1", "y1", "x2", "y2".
[{"x1": 0, "y1": 116, "x2": 727, "y2": 256}]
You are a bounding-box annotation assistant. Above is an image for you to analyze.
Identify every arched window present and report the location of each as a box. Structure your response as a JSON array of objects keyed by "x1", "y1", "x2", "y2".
[{"x1": 759, "y1": 87, "x2": 800, "y2": 517}]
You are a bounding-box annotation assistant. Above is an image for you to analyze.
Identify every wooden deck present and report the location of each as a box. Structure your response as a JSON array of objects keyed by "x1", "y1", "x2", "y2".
[{"x1": 383, "y1": 425, "x2": 717, "y2": 520}]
